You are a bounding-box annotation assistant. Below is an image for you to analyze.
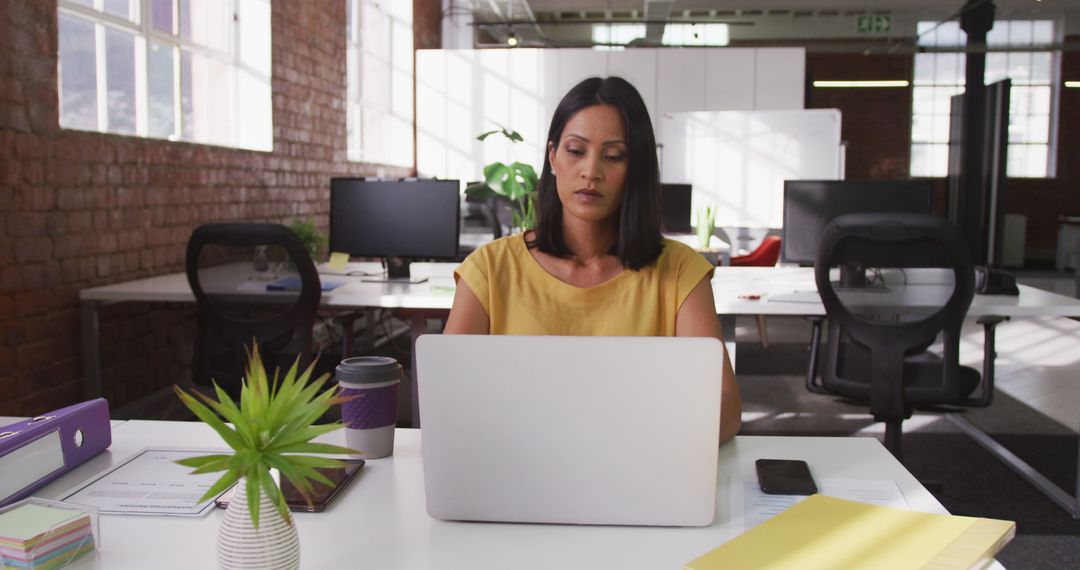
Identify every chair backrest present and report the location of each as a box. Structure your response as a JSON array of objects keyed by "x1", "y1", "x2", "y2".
[
  {"x1": 730, "y1": 235, "x2": 781, "y2": 266},
  {"x1": 185, "y1": 223, "x2": 321, "y2": 391},
  {"x1": 814, "y1": 213, "x2": 974, "y2": 422}
]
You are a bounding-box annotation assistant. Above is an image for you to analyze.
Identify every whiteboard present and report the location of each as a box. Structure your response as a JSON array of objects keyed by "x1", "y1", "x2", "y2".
[{"x1": 660, "y1": 109, "x2": 843, "y2": 228}]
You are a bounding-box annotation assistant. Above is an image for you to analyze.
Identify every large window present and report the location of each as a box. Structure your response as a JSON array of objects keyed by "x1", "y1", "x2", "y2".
[
  {"x1": 57, "y1": 0, "x2": 272, "y2": 151},
  {"x1": 346, "y1": 0, "x2": 413, "y2": 166},
  {"x1": 591, "y1": 23, "x2": 729, "y2": 50},
  {"x1": 910, "y1": 20, "x2": 1058, "y2": 178}
]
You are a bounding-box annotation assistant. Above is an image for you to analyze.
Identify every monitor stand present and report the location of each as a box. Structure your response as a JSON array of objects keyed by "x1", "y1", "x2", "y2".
[
  {"x1": 834, "y1": 264, "x2": 887, "y2": 292},
  {"x1": 359, "y1": 257, "x2": 429, "y2": 284}
]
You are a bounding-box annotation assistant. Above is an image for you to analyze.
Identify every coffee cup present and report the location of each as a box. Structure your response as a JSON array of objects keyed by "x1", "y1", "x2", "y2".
[{"x1": 336, "y1": 356, "x2": 402, "y2": 459}]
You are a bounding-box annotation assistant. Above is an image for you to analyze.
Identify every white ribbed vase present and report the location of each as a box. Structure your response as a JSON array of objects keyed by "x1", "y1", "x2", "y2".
[{"x1": 217, "y1": 478, "x2": 300, "y2": 570}]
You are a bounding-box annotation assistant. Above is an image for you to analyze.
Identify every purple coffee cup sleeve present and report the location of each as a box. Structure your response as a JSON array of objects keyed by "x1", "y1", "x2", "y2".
[{"x1": 339, "y1": 383, "x2": 399, "y2": 430}]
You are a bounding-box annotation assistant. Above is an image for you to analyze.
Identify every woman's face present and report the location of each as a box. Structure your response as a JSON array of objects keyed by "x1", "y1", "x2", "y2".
[{"x1": 548, "y1": 104, "x2": 628, "y2": 226}]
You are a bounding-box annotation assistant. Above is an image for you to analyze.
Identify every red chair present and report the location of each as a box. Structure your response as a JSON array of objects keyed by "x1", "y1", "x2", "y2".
[{"x1": 729, "y1": 236, "x2": 782, "y2": 347}]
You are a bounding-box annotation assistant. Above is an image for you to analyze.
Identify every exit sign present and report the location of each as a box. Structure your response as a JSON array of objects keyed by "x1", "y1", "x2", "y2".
[{"x1": 857, "y1": 14, "x2": 891, "y2": 33}]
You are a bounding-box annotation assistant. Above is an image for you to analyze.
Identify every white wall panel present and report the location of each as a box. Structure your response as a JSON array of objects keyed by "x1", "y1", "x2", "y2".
[
  {"x1": 607, "y1": 50, "x2": 658, "y2": 131},
  {"x1": 705, "y1": 48, "x2": 756, "y2": 111},
  {"x1": 657, "y1": 48, "x2": 706, "y2": 115},
  {"x1": 557, "y1": 49, "x2": 608, "y2": 98},
  {"x1": 754, "y1": 48, "x2": 805, "y2": 110},
  {"x1": 660, "y1": 109, "x2": 842, "y2": 228},
  {"x1": 417, "y1": 47, "x2": 808, "y2": 219}
]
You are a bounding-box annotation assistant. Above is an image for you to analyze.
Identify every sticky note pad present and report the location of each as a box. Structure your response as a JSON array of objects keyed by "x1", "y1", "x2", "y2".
[
  {"x1": 328, "y1": 252, "x2": 349, "y2": 271},
  {"x1": 0, "y1": 504, "x2": 80, "y2": 544}
]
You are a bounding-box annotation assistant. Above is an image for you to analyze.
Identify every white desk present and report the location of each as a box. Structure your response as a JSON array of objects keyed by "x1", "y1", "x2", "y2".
[
  {"x1": 34, "y1": 421, "x2": 951, "y2": 570},
  {"x1": 709, "y1": 266, "x2": 1080, "y2": 519},
  {"x1": 79, "y1": 264, "x2": 1080, "y2": 516}
]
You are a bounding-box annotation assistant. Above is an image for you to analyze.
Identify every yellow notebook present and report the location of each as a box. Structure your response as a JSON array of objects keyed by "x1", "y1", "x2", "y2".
[{"x1": 685, "y1": 495, "x2": 1015, "y2": 570}]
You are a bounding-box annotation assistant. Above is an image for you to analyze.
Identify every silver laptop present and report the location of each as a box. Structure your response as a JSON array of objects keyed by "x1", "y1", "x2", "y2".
[{"x1": 415, "y1": 335, "x2": 725, "y2": 527}]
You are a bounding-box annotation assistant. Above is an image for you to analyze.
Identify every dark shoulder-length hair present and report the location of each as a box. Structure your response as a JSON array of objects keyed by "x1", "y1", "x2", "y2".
[{"x1": 528, "y1": 76, "x2": 664, "y2": 271}]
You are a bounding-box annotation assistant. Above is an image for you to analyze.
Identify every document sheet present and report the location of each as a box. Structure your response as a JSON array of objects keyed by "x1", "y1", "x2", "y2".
[
  {"x1": 730, "y1": 476, "x2": 909, "y2": 531},
  {"x1": 61, "y1": 448, "x2": 230, "y2": 516}
]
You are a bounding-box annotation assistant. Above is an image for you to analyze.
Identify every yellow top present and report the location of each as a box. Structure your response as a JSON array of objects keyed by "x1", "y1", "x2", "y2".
[{"x1": 454, "y1": 233, "x2": 714, "y2": 335}]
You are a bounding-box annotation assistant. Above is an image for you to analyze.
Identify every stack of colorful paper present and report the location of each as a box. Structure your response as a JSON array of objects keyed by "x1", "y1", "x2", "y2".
[{"x1": 0, "y1": 503, "x2": 95, "y2": 570}]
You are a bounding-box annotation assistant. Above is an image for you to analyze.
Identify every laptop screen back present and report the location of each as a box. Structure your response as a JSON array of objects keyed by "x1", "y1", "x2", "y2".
[{"x1": 415, "y1": 335, "x2": 724, "y2": 527}]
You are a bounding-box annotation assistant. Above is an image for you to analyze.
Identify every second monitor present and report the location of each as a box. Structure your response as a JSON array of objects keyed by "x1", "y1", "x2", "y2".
[
  {"x1": 661, "y1": 183, "x2": 693, "y2": 234},
  {"x1": 330, "y1": 178, "x2": 460, "y2": 282}
]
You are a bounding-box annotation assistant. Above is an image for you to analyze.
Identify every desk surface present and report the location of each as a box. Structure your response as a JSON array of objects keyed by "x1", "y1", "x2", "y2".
[
  {"x1": 80, "y1": 264, "x2": 1080, "y2": 319},
  {"x1": 37, "y1": 421, "x2": 946, "y2": 570}
]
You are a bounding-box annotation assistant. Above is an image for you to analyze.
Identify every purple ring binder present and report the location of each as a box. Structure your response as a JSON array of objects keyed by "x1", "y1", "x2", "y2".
[{"x1": 0, "y1": 399, "x2": 112, "y2": 507}]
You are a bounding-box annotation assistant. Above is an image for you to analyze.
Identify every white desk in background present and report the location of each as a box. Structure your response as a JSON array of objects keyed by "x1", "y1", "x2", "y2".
[
  {"x1": 31, "y1": 420, "x2": 962, "y2": 570},
  {"x1": 79, "y1": 263, "x2": 1080, "y2": 515},
  {"x1": 710, "y1": 266, "x2": 1080, "y2": 519}
]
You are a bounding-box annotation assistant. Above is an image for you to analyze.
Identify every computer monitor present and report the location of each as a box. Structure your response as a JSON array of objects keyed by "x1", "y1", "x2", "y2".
[
  {"x1": 330, "y1": 178, "x2": 460, "y2": 282},
  {"x1": 782, "y1": 180, "x2": 934, "y2": 286},
  {"x1": 661, "y1": 183, "x2": 693, "y2": 234}
]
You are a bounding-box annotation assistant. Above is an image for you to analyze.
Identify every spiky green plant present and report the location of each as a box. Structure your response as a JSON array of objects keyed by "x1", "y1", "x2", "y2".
[{"x1": 173, "y1": 344, "x2": 355, "y2": 528}]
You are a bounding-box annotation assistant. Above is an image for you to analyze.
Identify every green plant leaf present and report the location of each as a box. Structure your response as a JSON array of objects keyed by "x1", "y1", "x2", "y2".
[
  {"x1": 258, "y1": 467, "x2": 290, "y2": 525},
  {"x1": 191, "y1": 468, "x2": 241, "y2": 506},
  {"x1": 464, "y1": 182, "x2": 496, "y2": 200},
  {"x1": 269, "y1": 441, "x2": 358, "y2": 455},
  {"x1": 173, "y1": 387, "x2": 247, "y2": 451},
  {"x1": 476, "y1": 129, "x2": 501, "y2": 141},
  {"x1": 246, "y1": 466, "x2": 263, "y2": 529}
]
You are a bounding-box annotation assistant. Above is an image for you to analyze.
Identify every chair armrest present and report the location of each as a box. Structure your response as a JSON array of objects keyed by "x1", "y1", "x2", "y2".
[
  {"x1": 965, "y1": 315, "x2": 1009, "y2": 407},
  {"x1": 804, "y1": 316, "x2": 830, "y2": 394}
]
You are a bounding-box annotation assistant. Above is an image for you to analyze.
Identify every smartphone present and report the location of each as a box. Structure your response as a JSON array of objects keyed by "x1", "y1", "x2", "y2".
[
  {"x1": 755, "y1": 459, "x2": 817, "y2": 495},
  {"x1": 215, "y1": 460, "x2": 365, "y2": 512}
]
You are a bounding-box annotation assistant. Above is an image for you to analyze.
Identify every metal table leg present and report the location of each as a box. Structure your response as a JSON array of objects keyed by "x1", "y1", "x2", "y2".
[
  {"x1": 946, "y1": 414, "x2": 1080, "y2": 518},
  {"x1": 80, "y1": 300, "x2": 102, "y2": 400},
  {"x1": 719, "y1": 314, "x2": 736, "y2": 371}
]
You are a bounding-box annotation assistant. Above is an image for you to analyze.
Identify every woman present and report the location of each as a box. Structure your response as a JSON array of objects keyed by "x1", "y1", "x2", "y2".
[{"x1": 445, "y1": 76, "x2": 741, "y2": 443}]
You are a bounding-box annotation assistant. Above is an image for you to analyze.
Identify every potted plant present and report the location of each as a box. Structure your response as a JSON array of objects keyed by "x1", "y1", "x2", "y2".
[
  {"x1": 287, "y1": 217, "x2": 327, "y2": 263},
  {"x1": 174, "y1": 344, "x2": 354, "y2": 570},
  {"x1": 465, "y1": 124, "x2": 538, "y2": 233}
]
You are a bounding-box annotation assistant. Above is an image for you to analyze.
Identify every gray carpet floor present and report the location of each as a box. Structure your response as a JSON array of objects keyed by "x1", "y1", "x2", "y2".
[{"x1": 735, "y1": 316, "x2": 1079, "y2": 569}]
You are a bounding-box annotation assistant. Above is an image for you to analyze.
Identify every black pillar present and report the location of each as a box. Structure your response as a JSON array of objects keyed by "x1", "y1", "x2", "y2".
[{"x1": 956, "y1": 0, "x2": 995, "y2": 263}]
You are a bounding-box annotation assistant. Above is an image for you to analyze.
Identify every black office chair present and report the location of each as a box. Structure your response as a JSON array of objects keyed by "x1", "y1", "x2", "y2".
[
  {"x1": 805, "y1": 213, "x2": 1004, "y2": 459},
  {"x1": 186, "y1": 223, "x2": 321, "y2": 396}
]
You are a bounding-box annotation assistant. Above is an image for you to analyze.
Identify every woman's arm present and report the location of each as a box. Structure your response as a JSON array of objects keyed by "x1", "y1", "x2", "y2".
[
  {"x1": 675, "y1": 275, "x2": 742, "y2": 445},
  {"x1": 443, "y1": 278, "x2": 490, "y2": 334}
]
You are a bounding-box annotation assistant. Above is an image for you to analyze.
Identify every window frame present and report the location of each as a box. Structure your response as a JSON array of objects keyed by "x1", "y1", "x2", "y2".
[
  {"x1": 57, "y1": 0, "x2": 272, "y2": 151},
  {"x1": 909, "y1": 18, "x2": 1062, "y2": 179}
]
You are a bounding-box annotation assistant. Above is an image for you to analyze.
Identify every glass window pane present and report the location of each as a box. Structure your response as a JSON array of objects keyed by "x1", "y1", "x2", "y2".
[
  {"x1": 985, "y1": 53, "x2": 1008, "y2": 84},
  {"x1": 180, "y1": 0, "x2": 232, "y2": 51},
  {"x1": 152, "y1": 0, "x2": 174, "y2": 33},
  {"x1": 930, "y1": 143, "x2": 950, "y2": 175},
  {"x1": 913, "y1": 54, "x2": 935, "y2": 85},
  {"x1": 237, "y1": 0, "x2": 271, "y2": 76},
  {"x1": 930, "y1": 114, "x2": 952, "y2": 143},
  {"x1": 910, "y1": 144, "x2": 933, "y2": 177},
  {"x1": 1007, "y1": 144, "x2": 1047, "y2": 178},
  {"x1": 1009, "y1": 85, "x2": 1031, "y2": 115},
  {"x1": 1007, "y1": 52, "x2": 1032, "y2": 83},
  {"x1": 986, "y1": 21, "x2": 1009, "y2": 46},
  {"x1": 181, "y1": 50, "x2": 233, "y2": 145},
  {"x1": 1029, "y1": 52, "x2": 1052, "y2": 84},
  {"x1": 103, "y1": 0, "x2": 134, "y2": 21},
  {"x1": 934, "y1": 54, "x2": 962, "y2": 84},
  {"x1": 105, "y1": 27, "x2": 136, "y2": 134},
  {"x1": 912, "y1": 92, "x2": 932, "y2": 119},
  {"x1": 1032, "y1": 21, "x2": 1054, "y2": 44},
  {"x1": 68, "y1": 0, "x2": 93, "y2": 6},
  {"x1": 1028, "y1": 85, "x2": 1051, "y2": 114},
  {"x1": 911, "y1": 113, "x2": 933, "y2": 142},
  {"x1": 1009, "y1": 20, "x2": 1032, "y2": 45},
  {"x1": 148, "y1": 41, "x2": 175, "y2": 138},
  {"x1": 58, "y1": 13, "x2": 98, "y2": 131}
]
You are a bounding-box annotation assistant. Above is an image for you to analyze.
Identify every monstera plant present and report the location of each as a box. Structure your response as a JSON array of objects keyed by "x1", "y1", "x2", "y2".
[{"x1": 465, "y1": 124, "x2": 538, "y2": 232}]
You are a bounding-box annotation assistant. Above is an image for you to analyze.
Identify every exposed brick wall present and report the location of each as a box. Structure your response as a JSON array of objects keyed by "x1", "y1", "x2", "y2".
[
  {"x1": 0, "y1": 1, "x2": 409, "y2": 416},
  {"x1": 806, "y1": 52, "x2": 914, "y2": 181}
]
